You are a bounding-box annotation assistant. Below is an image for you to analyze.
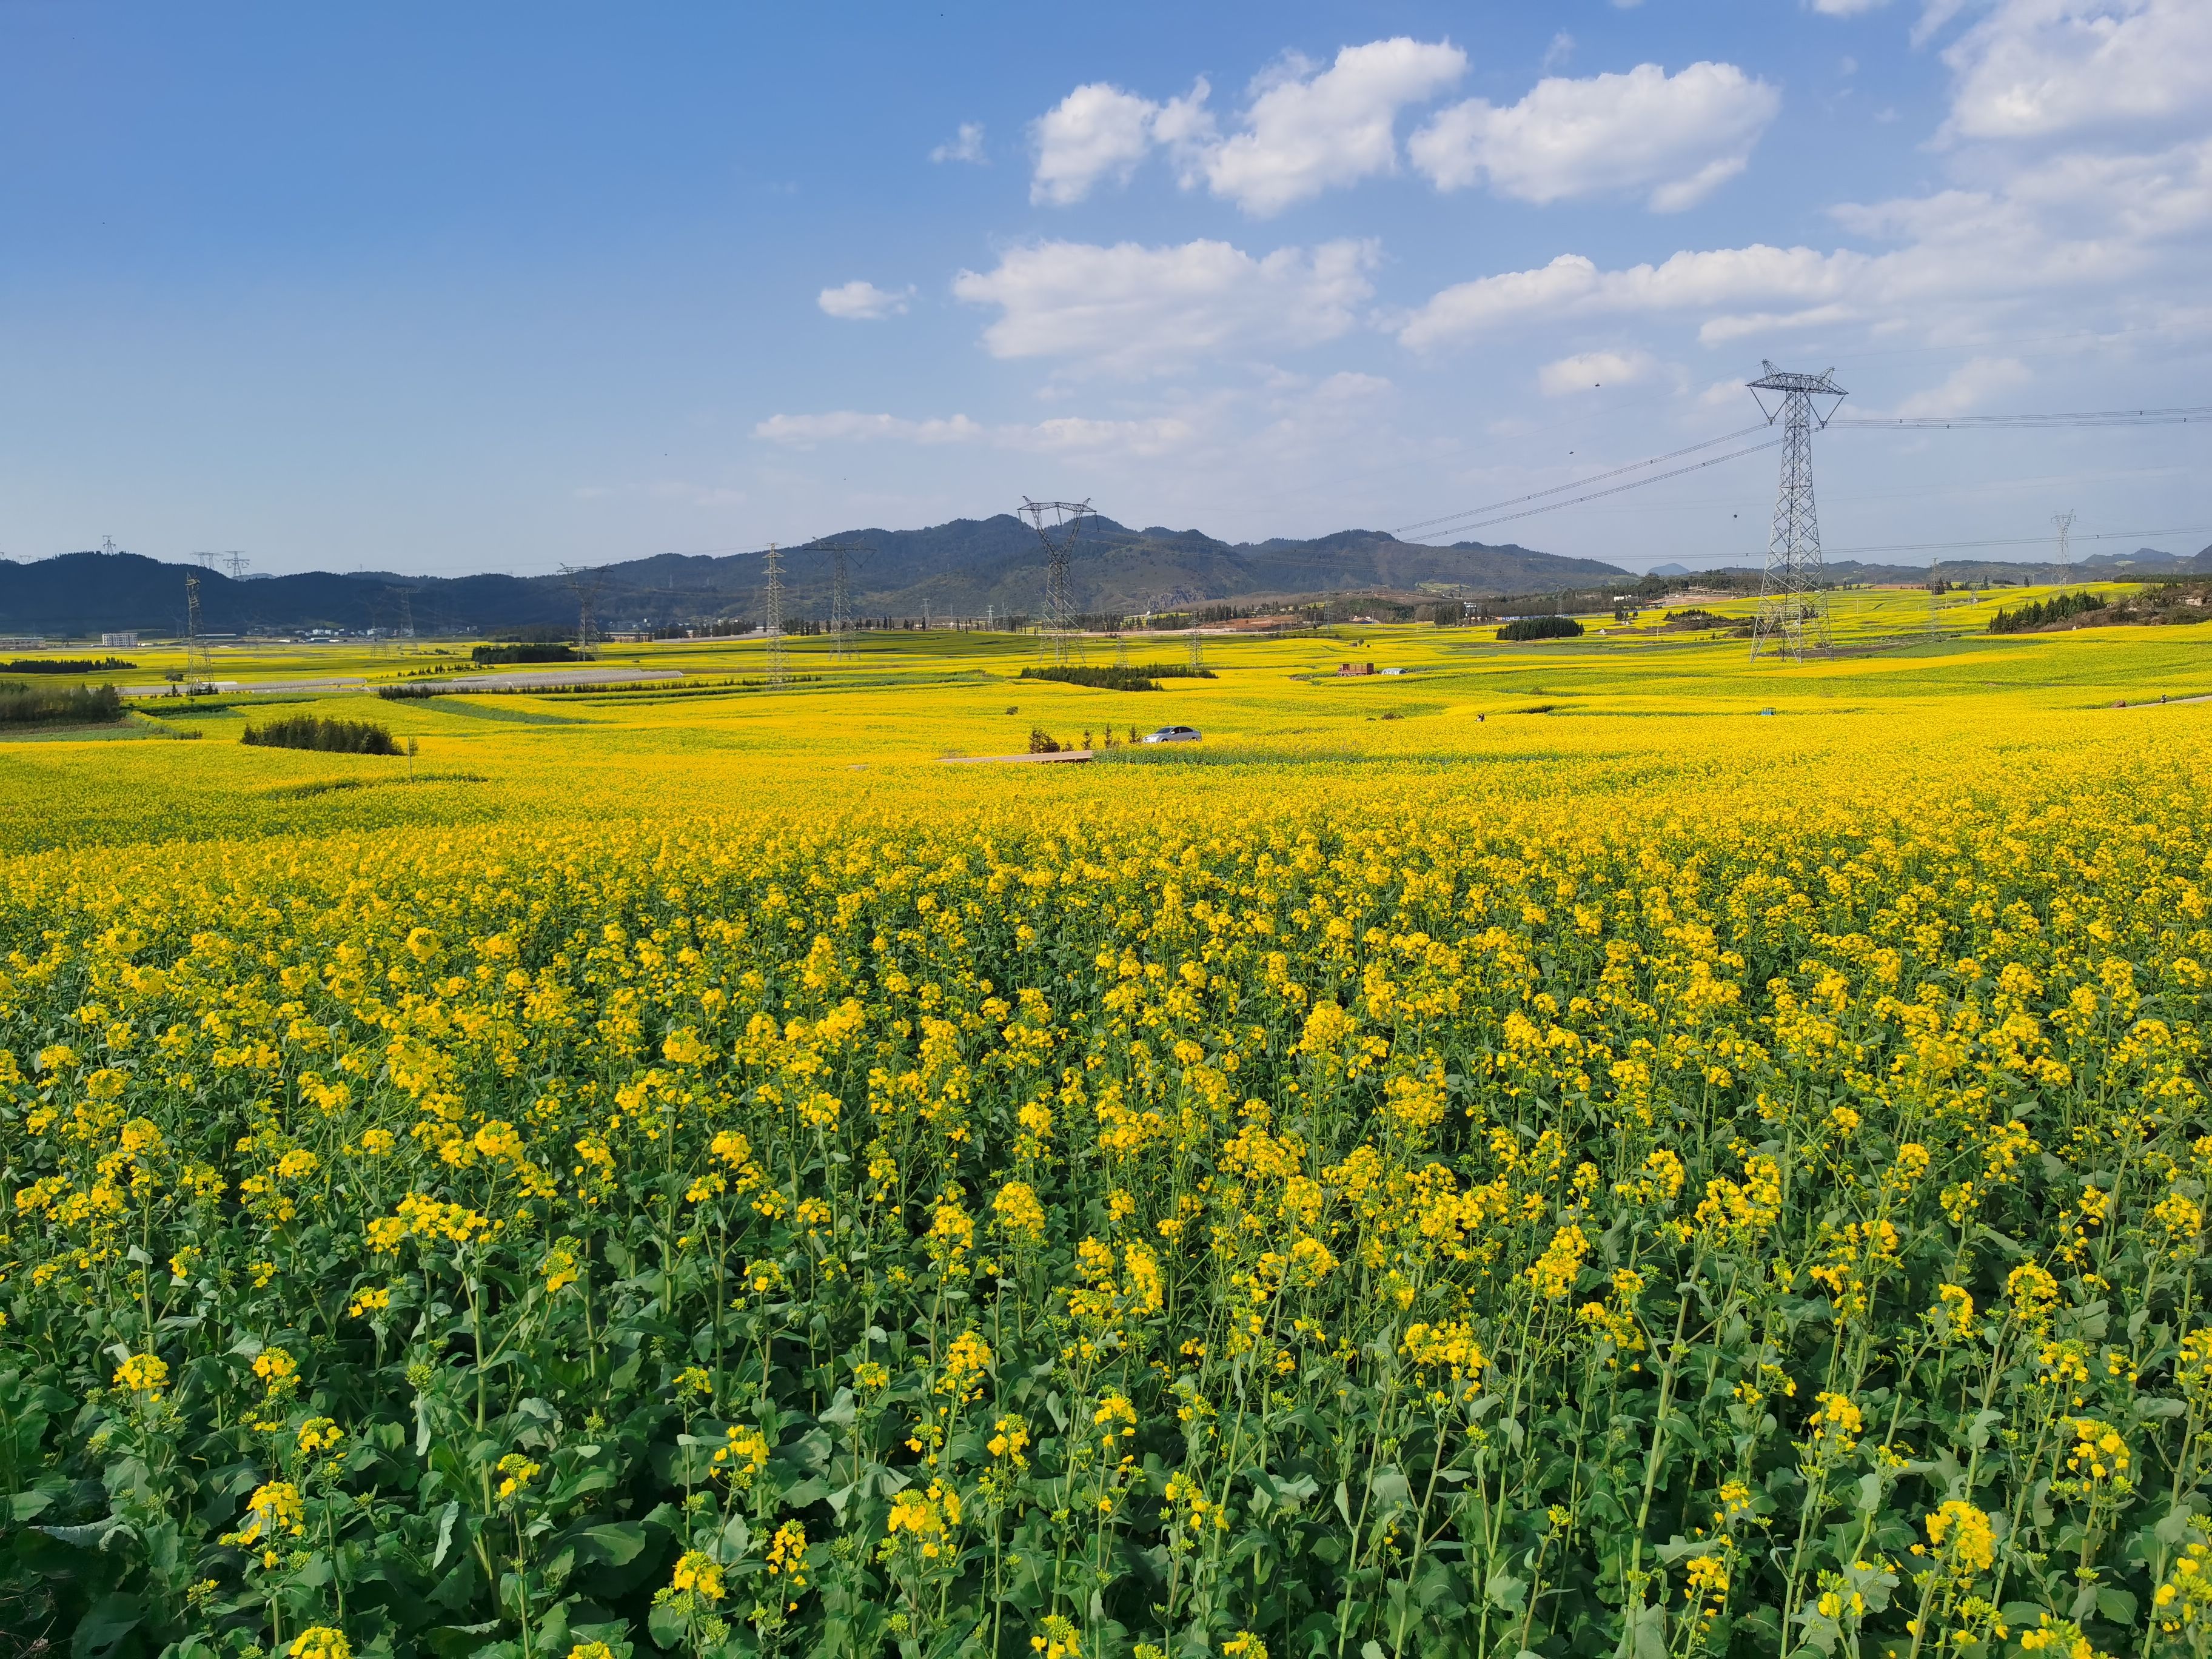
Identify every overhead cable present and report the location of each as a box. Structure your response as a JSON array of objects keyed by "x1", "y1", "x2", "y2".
[
  {"x1": 1822, "y1": 526, "x2": 2212, "y2": 558},
  {"x1": 1831, "y1": 404, "x2": 2212, "y2": 431},
  {"x1": 1390, "y1": 424, "x2": 1772, "y2": 538},
  {"x1": 1403, "y1": 438, "x2": 1782, "y2": 543}
]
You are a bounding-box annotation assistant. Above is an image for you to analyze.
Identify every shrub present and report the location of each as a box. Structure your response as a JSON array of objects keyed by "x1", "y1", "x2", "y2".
[
  {"x1": 0, "y1": 680, "x2": 122, "y2": 726},
  {"x1": 1021, "y1": 666, "x2": 1160, "y2": 691},
  {"x1": 1497, "y1": 615, "x2": 1586, "y2": 641},
  {"x1": 1019, "y1": 664, "x2": 1217, "y2": 690},
  {"x1": 375, "y1": 684, "x2": 443, "y2": 700},
  {"x1": 1027, "y1": 727, "x2": 1064, "y2": 753},
  {"x1": 470, "y1": 643, "x2": 579, "y2": 665},
  {"x1": 1990, "y1": 590, "x2": 2106, "y2": 634},
  {"x1": 3, "y1": 657, "x2": 134, "y2": 674},
  {"x1": 241, "y1": 714, "x2": 401, "y2": 755}
]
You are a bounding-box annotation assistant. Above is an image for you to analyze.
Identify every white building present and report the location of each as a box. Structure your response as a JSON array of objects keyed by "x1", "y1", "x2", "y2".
[{"x1": 102, "y1": 631, "x2": 139, "y2": 648}]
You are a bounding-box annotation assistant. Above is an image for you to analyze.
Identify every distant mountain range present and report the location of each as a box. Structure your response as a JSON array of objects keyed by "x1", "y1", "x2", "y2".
[
  {"x1": 4, "y1": 520, "x2": 2205, "y2": 638},
  {"x1": 0, "y1": 517, "x2": 1629, "y2": 635}
]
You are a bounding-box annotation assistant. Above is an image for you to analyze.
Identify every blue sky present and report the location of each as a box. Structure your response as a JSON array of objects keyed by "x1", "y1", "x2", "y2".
[{"x1": 2, "y1": 1, "x2": 2206, "y2": 577}]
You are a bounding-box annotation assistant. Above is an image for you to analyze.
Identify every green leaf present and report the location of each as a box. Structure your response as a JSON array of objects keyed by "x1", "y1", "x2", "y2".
[
  {"x1": 571, "y1": 1520, "x2": 650, "y2": 1566},
  {"x1": 70, "y1": 1593, "x2": 141, "y2": 1659},
  {"x1": 781, "y1": 1475, "x2": 831, "y2": 1507},
  {"x1": 432, "y1": 1498, "x2": 460, "y2": 1569},
  {"x1": 1367, "y1": 1466, "x2": 1412, "y2": 1509},
  {"x1": 648, "y1": 1600, "x2": 690, "y2": 1651}
]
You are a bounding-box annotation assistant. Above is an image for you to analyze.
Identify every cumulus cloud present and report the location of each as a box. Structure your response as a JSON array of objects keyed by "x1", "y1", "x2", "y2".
[
  {"x1": 1941, "y1": 0, "x2": 2212, "y2": 144},
  {"x1": 1409, "y1": 62, "x2": 1780, "y2": 211},
  {"x1": 1396, "y1": 130, "x2": 2212, "y2": 354},
  {"x1": 1031, "y1": 84, "x2": 1167, "y2": 205},
  {"x1": 1536, "y1": 349, "x2": 1659, "y2": 395},
  {"x1": 1027, "y1": 39, "x2": 1463, "y2": 215},
  {"x1": 1199, "y1": 39, "x2": 1468, "y2": 215},
  {"x1": 1893, "y1": 357, "x2": 2034, "y2": 416},
  {"x1": 951, "y1": 237, "x2": 1378, "y2": 377},
  {"x1": 1399, "y1": 246, "x2": 1862, "y2": 349},
  {"x1": 752, "y1": 412, "x2": 985, "y2": 446},
  {"x1": 752, "y1": 409, "x2": 1193, "y2": 457},
  {"x1": 817, "y1": 281, "x2": 914, "y2": 320},
  {"x1": 931, "y1": 122, "x2": 987, "y2": 164}
]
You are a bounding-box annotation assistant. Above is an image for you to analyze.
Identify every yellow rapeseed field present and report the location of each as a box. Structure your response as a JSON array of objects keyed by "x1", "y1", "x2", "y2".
[{"x1": 2, "y1": 615, "x2": 2209, "y2": 1659}]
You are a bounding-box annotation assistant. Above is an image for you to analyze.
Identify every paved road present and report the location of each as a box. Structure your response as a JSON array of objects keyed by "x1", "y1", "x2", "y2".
[
  {"x1": 123, "y1": 668, "x2": 682, "y2": 696},
  {"x1": 433, "y1": 668, "x2": 683, "y2": 689},
  {"x1": 126, "y1": 677, "x2": 363, "y2": 696}
]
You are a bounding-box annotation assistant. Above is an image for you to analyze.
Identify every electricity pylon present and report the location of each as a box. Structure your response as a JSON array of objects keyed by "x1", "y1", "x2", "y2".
[
  {"x1": 808, "y1": 539, "x2": 866, "y2": 662},
  {"x1": 560, "y1": 564, "x2": 605, "y2": 657},
  {"x1": 2052, "y1": 509, "x2": 2076, "y2": 581},
  {"x1": 184, "y1": 572, "x2": 213, "y2": 682},
  {"x1": 763, "y1": 543, "x2": 786, "y2": 686},
  {"x1": 1019, "y1": 497, "x2": 1095, "y2": 665},
  {"x1": 1746, "y1": 362, "x2": 1847, "y2": 662}
]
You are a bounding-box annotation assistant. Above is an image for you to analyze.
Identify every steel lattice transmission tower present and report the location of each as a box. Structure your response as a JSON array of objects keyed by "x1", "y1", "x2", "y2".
[
  {"x1": 2051, "y1": 509, "x2": 2076, "y2": 580},
  {"x1": 559, "y1": 564, "x2": 605, "y2": 658},
  {"x1": 762, "y1": 543, "x2": 786, "y2": 686},
  {"x1": 1746, "y1": 361, "x2": 1847, "y2": 662},
  {"x1": 183, "y1": 572, "x2": 213, "y2": 682},
  {"x1": 1019, "y1": 497, "x2": 1094, "y2": 665},
  {"x1": 808, "y1": 539, "x2": 866, "y2": 662}
]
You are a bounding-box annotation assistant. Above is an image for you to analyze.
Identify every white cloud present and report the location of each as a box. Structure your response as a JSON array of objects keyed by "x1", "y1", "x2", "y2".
[
  {"x1": 1537, "y1": 349, "x2": 1658, "y2": 395},
  {"x1": 931, "y1": 122, "x2": 987, "y2": 164},
  {"x1": 1399, "y1": 246, "x2": 1862, "y2": 349},
  {"x1": 752, "y1": 412, "x2": 985, "y2": 446},
  {"x1": 1913, "y1": 0, "x2": 1972, "y2": 47},
  {"x1": 1893, "y1": 356, "x2": 2034, "y2": 415},
  {"x1": 1031, "y1": 84, "x2": 1164, "y2": 205},
  {"x1": 1399, "y1": 132, "x2": 2212, "y2": 351},
  {"x1": 1812, "y1": 0, "x2": 1893, "y2": 15},
  {"x1": 1697, "y1": 304, "x2": 1860, "y2": 345},
  {"x1": 952, "y1": 237, "x2": 1378, "y2": 377},
  {"x1": 1027, "y1": 39, "x2": 1463, "y2": 215},
  {"x1": 1410, "y1": 62, "x2": 1780, "y2": 211},
  {"x1": 1543, "y1": 33, "x2": 1575, "y2": 70},
  {"x1": 1942, "y1": 0, "x2": 2212, "y2": 143},
  {"x1": 1199, "y1": 39, "x2": 1467, "y2": 215},
  {"x1": 752, "y1": 409, "x2": 1192, "y2": 458},
  {"x1": 1020, "y1": 416, "x2": 1196, "y2": 456},
  {"x1": 817, "y1": 280, "x2": 914, "y2": 320}
]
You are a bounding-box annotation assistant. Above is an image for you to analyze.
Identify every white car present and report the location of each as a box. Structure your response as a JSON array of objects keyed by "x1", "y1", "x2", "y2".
[{"x1": 1142, "y1": 725, "x2": 1202, "y2": 743}]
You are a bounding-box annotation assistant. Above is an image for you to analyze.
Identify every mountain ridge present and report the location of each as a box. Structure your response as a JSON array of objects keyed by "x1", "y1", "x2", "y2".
[{"x1": 0, "y1": 515, "x2": 1629, "y2": 635}]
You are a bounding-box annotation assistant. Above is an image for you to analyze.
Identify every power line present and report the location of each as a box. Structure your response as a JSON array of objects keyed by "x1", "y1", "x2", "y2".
[
  {"x1": 1392, "y1": 398, "x2": 2210, "y2": 549},
  {"x1": 1409, "y1": 439, "x2": 1781, "y2": 541},
  {"x1": 1822, "y1": 525, "x2": 2211, "y2": 559},
  {"x1": 1392, "y1": 424, "x2": 1771, "y2": 538},
  {"x1": 1831, "y1": 404, "x2": 2212, "y2": 431}
]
